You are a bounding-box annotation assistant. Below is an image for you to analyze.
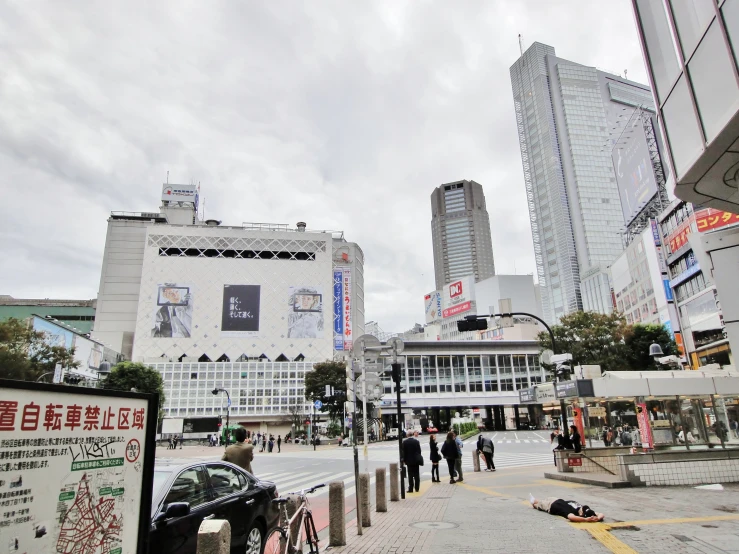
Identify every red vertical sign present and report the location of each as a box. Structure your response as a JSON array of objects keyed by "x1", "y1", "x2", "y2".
[{"x1": 636, "y1": 403, "x2": 653, "y2": 451}]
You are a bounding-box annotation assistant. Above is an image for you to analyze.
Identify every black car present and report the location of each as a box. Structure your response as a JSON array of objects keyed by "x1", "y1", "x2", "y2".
[{"x1": 149, "y1": 460, "x2": 278, "y2": 554}]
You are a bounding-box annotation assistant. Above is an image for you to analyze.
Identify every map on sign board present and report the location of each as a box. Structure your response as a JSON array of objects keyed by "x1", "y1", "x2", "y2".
[{"x1": 0, "y1": 381, "x2": 154, "y2": 554}]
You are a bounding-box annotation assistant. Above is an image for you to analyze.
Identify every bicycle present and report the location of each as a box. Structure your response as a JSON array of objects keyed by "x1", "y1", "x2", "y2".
[{"x1": 264, "y1": 483, "x2": 325, "y2": 554}]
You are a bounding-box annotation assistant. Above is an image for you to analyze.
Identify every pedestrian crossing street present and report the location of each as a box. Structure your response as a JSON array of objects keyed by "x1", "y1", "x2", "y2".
[
  {"x1": 369, "y1": 439, "x2": 550, "y2": 448},
  {"x1": 254, "y1": 451, "x2": 554, "y2": 497}
]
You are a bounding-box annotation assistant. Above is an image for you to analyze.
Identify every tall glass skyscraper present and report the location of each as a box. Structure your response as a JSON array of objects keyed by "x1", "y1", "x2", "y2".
[
  {"x1": 510, "y1": 42, "x2": 655, "y2": 323},
  {"x1": 430, "y1": 180, "x2": 496, "y2": 290}
]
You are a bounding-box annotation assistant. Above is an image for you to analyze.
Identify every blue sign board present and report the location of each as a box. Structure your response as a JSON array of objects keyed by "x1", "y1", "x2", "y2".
[
  {"x1": 333, "y1": 269, "x2": 344, "y2": 350},
  {"x1": 314, "y1": 400, "x2": 323, "y2": 410},
  {"x1": 663, "y1": 279, "x2": 674, "y2": 301}
]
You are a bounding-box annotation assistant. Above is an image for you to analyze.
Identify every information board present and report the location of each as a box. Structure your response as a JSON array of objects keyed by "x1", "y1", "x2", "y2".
[{"x1": 0, "y1": 380, "x2": 157, "y2": 554}]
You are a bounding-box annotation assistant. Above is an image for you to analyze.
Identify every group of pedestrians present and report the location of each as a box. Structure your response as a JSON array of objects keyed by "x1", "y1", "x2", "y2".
[
  {"x1": 257, "y1": 433, "x2": 281, "y2": 453},
  {"x1": 550, "y1": 425, "x2": 582, "y2": 465},
  {"x1": 166, "y1": 434, "x2": 183, "y2": 449},
  {"x1": 401, "y1": 429, "x2": 471, "y2": 491}
]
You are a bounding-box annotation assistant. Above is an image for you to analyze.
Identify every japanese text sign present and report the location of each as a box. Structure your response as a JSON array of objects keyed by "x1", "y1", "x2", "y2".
[{"x1": 694, "y1": 208, "x2": 739, "y2": 233}]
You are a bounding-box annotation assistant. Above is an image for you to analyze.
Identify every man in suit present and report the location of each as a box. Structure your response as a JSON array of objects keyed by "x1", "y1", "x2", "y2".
[
  {"x1": 221, "y1": 427, "x2": 255, "y2": 474},
  {"x1": 402, "y1": 431, "x2": 423, "y2": 493}
]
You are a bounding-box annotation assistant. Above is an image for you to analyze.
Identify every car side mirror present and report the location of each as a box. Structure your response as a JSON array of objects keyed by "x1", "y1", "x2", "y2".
[{"x1": 156, "y1": 502, "x2": 190, "y2": 522}]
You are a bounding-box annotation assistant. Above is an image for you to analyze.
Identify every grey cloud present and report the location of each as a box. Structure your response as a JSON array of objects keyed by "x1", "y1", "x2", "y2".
[{"x1": 0, "y1": 0, "x2": 648, "y2": 332}]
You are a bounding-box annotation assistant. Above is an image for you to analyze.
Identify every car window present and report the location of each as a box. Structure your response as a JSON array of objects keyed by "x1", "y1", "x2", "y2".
[
  {"x1": 207, "y1": 465, "x2": 246, "y2": 499},
  {"x1": 164, "y1": 467, "x2": 209, "y2": 508}
]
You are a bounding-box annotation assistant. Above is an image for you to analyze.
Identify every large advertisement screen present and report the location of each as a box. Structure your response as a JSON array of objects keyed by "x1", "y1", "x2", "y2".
[
  {"x1": 221, "y1": 285, "x2": 260, "y2": 337},
  {"x1": 441, "y1": 276, "x2": 475, "y2": 318},
  {"x1": 288, "y1": 286, "x2": 324, "y2": 338},
  {"x1": 424, "y1": 291, "x2": 442, "y2": 324},
  {"x1": 333, "y1": 270, "x2": 344, "y2": 350},
  {"x1": 0, "y1": 380, "x2": 157, "y2": 554},
  {"x1": 612, "y1": 124, "x2": 658, "y2": 225},
  {"x1": 32, "y1": 317, "x2": 74, "y2": 349},
  {"x1": 151, "y1": 283, "x2": 193, "y2": 338}
]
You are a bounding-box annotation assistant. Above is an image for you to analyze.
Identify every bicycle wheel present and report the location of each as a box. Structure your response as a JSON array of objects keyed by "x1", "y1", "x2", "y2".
[
  {"x1": 304, "y1": 512, "x2": 320, "y2": 554},
  {"x1": 264, "y1": 528, "x2": 287, "y2": 554}
]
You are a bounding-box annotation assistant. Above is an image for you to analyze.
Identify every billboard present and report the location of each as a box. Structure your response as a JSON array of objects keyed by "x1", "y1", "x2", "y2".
[
  {"x1": 32, "y1": 317, "x2": 74, "y2": 349},
  {"x1": 288, "y1": 286, "x2": 324, "y2": 338},
  {"x1": 424, "y1": 291, "x2": 443, "y2": 323},
  {"x1": 695, "y1": 208, "x2": 739, "y2": 233},
  {"x1": 441, "y1": 276, "x2": 474, "y2": 318},
  {"x1": 612, "y1": 125, "x2": 658, "y2": 225},
  {"x1": 342, "y1": 268, "x2": 353, "y2": 351},
  {"x1": 333, "y1": 270, "x2": 344, "y2": 350},
  {"x1": 161, "y1": 184, "x2": 197, "y2": 203},
  {"x1": 151, "y1": 283, "x2": 193, "y2": 338},
  {"x1": 221, "y1": 285, "x2": 260, "y2": 337},
  {"x1": 0, "y1": 379, "x2": 157, "y2": 554}
]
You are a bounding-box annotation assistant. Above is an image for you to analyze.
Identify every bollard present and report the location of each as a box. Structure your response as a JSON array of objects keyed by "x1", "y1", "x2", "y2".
[
  {"x1": 197, "y1": 520, "x2": 231, "y2": 554},
  {"x1": 389, "y1": 463, "x2": 399, "y2": 501},
  {"x1": 375, "y1": 467, "x2": 387, "y2": 512},
  {"x1": 359, "y1": 473, "x2": 371, "y2": 527},
  {"x1": 473, "y1": 449, "x2": 481, "y2": 472},
  {"x1": 329, "y1": 481, "x2": 346, "y2": 546}
]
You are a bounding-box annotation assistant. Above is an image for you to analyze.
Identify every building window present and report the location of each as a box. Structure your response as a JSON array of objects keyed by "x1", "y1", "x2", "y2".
[{"x1": 437, "y1": 356, "x2": 452, "y2": 393}]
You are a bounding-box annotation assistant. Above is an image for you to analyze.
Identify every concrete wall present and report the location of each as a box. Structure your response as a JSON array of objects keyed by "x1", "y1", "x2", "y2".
[{"x1": 620, "y1": 450, "x2": 739, "y2": 486}]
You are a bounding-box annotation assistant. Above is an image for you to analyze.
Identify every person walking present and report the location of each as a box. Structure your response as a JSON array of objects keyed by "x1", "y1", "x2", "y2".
[
  {"x1": 402, "y1": 431, "x2": 423, "y2": 493},
  {"x1": 277, "y1": 435, "x2": 282, "y2": 453},
  {"x1": 731, "y1": 419, "x2": 739, "y2": 439},
  {"x1": 453, "y1": 430, "x2": 464, "y2": 482},
  {"x1": 179, "y1": 434, "x2": 183, "y2": 449},
  {"x1": 221, "y1": 427, "x2": 255, "y2": 474},
  {"x1": 429, "y1": 434, "x2": 441, "y2": 482},
  {"x1": 268, "y1": 435, "x2": 274, "y2": 453},
  {"x1": 172, "y1": 435, "x2": 178, "y2": 450},
  {"x1": 441, "y1": 432, "x2": 459, "y2": 484},
  {"x1": 569, "y1": 425, "x2": 582, "y2": 453},
  {"x1": 477, "y1": 433, "x2": 495, "y2": 471}
]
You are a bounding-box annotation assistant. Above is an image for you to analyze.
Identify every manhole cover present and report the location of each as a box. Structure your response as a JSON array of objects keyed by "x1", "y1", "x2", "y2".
[{"x1": 409, "y1": 521, "x2": 458, "y2": 530}]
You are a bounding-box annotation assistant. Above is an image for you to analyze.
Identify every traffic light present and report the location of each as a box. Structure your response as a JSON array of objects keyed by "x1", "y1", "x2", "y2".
[
  {"x1": 391, "y1": 363, "x2": 402, "y2": 384},
  {"x1": 217, "y1": 415, "x2": 222, "y2": 427},
  {"x1": 456, "y1": 316, "x2": 488, "y2": 332}
]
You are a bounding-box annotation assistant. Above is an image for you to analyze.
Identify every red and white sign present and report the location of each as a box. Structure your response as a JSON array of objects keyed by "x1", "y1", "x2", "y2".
[
  {"x1": 567, "y1": 456, "x2": 582, "y2": 467},
  {"x1": 636, "y1": 403, "x2": 654, "y2": 451},
  {"x1": 443, "y1": 301, "x2": 472, "y2": 318},
  {"x1": 441, "y1": 276, "x2": 475, "y2": 319}
]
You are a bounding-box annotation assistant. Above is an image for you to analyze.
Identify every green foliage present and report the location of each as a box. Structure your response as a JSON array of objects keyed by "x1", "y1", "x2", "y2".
[
  {"x1": 326, "y1": 421, "x2": 341, "y2": 438},
  {"x1": 101, "y1": 361, "x2": 165, "y2": 411},
  {"x1": 623, "y1": 323, "x2": 678, "y2": 370},
  {"x1": 537, "y1": 311, "x2": 679, "y2": 371},
  {"x1": 452, "y1": 422, "x2": 478, "y2": 437},
  {"x1": 304, "y1": 360, "x2": 347, "y2": 421},
  {"x1": 0, "y1": 317, "x2": 79, "y2": 381}
]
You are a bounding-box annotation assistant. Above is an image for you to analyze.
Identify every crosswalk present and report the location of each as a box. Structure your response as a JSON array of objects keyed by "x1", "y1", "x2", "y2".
[{"x1": 256, "y1": 470, "x2": 372, "y2": 498}]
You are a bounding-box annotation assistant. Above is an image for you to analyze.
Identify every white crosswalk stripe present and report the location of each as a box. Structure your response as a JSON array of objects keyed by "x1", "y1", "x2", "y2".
[{"x1": 257, "y1": 470, "x2": 371, "y2": 498}]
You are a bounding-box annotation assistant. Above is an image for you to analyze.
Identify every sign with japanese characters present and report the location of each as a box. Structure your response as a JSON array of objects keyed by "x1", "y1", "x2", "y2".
[
  {"x1": 342, "y1": 268, "x2": 352, "y2": 351},
  {"x1": 0, "y1": 380, "x2": 156, "y2": 554},
  {"x1": 221, "y1": 285, "x2": 260, "y2": 337},
  {"x1": 333, "y1": 270, "x2": 344, "y2": 350},
  {"x1": 694, "y1": 208, "x2": 739, "y2": 233}
]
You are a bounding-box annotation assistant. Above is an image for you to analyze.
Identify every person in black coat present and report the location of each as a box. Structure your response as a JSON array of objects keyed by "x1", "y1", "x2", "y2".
[
  {"x1": 402, "y1": 431, "x2": 423, "y2": 493},
  {"x1": 569, "y1": 425, "x2": 582, "y2": 453},
  {"x1": 429, "y1": 434, "x2": 441, "y2": 483},
  {"x1": 440, "y1": 431, "x2": 459, "y2": 484}
]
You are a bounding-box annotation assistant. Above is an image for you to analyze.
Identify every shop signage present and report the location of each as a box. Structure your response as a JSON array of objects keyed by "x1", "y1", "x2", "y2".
[
  {"x1": 535, "y1": 384, "x2": 556, "y2": 403},
  {"x1": 636, "y1": 403, "x2": 654, "y2": 451},
  {"x1": 588, "y1": 406, "x2": 607, "y2": 418},
  {"x1": 0, "y1": 380, "x2": 157, "y2": 554},
  {"x1": 556, "y1": 380, "x2": 594, "y2": 399},
  {"x1": 518, "y1": 388, "x2": 536, "y2": 403}
]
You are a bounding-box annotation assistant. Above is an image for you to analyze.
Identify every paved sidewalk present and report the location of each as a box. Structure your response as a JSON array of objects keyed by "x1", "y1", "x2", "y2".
[{"x1": 325, "y1": 467, "x2": 739, "y2": 553}]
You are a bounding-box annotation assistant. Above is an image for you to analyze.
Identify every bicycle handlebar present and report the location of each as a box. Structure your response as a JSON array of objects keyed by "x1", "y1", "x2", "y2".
[{"x1": 286, "y1": 483, "x2": 326, "y2": 497}]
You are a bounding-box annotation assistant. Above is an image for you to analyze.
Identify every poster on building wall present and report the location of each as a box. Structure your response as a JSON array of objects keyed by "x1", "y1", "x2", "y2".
[
  {"x1": 441, "y1": 276, "x2": 474, "y2": 318},
  {"x1": 611, "y1": 127, "x2": 658, "y2": 225},
  {"x1": 288, "y1": 286, "x2": 324, "y2": 339},
  {"x1": 695, "y1": 208, "x2": 739, "y2": 233},
  {"x1": 636, "y1": 403, "x2": 654, "y2": 450},
  {"x1": 32, "y1": 317, "x2": 74, "y2": 349},
  {"x1": 151, "y1": 283, "x2": 194, "y2": 338},
  {"x1": 343, "y1": 268, "x2": 352, "y2": 351},
  {"x1": 221, "y1": 285, "x2": 260, "y2": 337},
  {"x1": 0, "y1": 379, "x2": 157, "y2": 554},
  {"x1": 333, "y1": 270, "x2": 344, "y2": 350},
  {"x1": 424, "y1": 291, "x2": 443, "y2": 324}
]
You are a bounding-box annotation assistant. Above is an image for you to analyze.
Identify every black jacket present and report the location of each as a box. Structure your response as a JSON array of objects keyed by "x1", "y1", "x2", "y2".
[
  {"x1": 402, "y1": 437, "x2": 423, "y2": 465},
  {"x1": 440, "y1": 439, "x2": 458, "y2": 459},
  {"x1": 429, "y1": 439, "x2": 441, "y2": 463}
]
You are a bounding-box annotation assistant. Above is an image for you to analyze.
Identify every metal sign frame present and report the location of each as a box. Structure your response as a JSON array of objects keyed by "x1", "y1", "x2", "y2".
[{"x1": 0, "y1": 379, "x2": 158, "y2": 554}]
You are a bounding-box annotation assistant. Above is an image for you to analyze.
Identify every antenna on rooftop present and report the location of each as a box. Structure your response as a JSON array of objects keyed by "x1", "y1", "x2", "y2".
[
  {"x1": 166, "y1": 170, "x2": 169, "y2": 184},
  {"x1": 624, "y1": 69, "x2": 628, "y2": 80},
  {"x1": 518, "y1": 34, "x2": 525, "y2": 57}
]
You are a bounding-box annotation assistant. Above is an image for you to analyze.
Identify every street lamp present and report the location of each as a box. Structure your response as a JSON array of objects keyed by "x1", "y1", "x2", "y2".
[{"x1": 212, "y1": 388, "x2": 231, "y2": 448}]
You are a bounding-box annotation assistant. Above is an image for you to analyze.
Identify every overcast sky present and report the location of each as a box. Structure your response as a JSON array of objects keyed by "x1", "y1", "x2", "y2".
[{"x1": 0, "y1": 1, "x2": 648, "y2": 333}]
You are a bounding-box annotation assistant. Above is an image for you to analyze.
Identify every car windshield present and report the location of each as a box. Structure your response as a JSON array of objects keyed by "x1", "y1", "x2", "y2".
[{"x1": 153, "y1": 469, "x2": 174, "y2": 498}]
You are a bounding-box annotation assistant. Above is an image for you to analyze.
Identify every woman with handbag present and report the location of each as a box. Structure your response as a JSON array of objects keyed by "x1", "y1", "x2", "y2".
[
  {"x1": 440, "y1": 431, "x2": 459, "y2": 484},
  {"x1": 429, "y1": 434, "x2": 441, "y2": 482}
]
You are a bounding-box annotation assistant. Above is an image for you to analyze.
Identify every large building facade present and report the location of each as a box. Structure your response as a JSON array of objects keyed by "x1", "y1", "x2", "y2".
[
  {"x1": 510, "y1": 43, "x2": 656, "y2": 323},
  {"x1": 0, "y1": 296, "x2": 96, "y2": 334},
  {"x1": 92, "y1": 186, "x2": 365, "y2": 432},
  {"x1": 430, "y1": 180, "x2": 496, "y2": 291}
]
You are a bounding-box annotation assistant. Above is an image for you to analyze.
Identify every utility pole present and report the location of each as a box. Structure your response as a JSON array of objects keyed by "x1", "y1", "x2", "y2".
[{"x1": 349, "y1": 362, "x2": 362, "y2": 536}]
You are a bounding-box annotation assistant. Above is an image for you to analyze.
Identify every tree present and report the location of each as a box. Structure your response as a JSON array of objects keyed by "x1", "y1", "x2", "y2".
[
  {"x1": 101, "y1": 362, "x2": 166, "y2": 412},
  {"x1": 304, "y1": 360, "x2": 346, "y2": 421},
  {"x1": 537, "y1": 311, "x2": 630, "y2": 372},
  {"x1": 0, "y1": 317, "x2": 79, "y2": 381},
  {"x1": 282, "y1": 402, "x2": 308, "y2": 432},
  {"x1": 623, "y1": 323, "x2": 678, "y2": 370}
]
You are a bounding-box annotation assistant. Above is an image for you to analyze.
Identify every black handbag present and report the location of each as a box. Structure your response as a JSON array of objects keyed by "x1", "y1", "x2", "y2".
[{"x1": 419, "y1": 455, "x2": 424, "y2": 466}]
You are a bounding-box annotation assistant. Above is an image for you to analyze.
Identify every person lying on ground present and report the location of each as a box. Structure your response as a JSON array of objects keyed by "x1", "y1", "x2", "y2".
[{"x1": 530, "y1": 495, "x2": 604, "y2": 522}]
